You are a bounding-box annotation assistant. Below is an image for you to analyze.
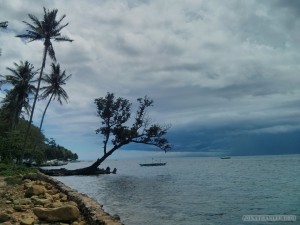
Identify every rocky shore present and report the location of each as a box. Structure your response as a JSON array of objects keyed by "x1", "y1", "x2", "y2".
[{"x1": 0, "y1": 173, "x2": 124, "y2": 225}]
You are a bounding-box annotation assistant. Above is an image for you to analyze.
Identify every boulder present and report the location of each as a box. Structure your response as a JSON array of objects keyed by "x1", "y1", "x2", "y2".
[
  {"x1": 25, "y1": 185, "x2": 46, "y2": 197},
  {"x1": 31, "y1": 196, "x2": 51, "y2": 206},
  {"x1": 20, "y1": 217, "x2": 35, "y2": 225},
  {"x1": 0, "y1": 212, "x2": 11, "y2": 222},
  {"x1": 33, "y1": 205, "x2": 80, "y2": 222},
  {"x1": 13, "y1": 198, "x2": 32, "y2": 205}
]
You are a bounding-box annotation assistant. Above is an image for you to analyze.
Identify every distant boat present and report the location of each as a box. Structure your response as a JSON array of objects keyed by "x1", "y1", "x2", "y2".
[
  {"x1": 139, "y1": 158, "x2": 167, "y2": 166},
  {"x1": 220, "y1": 156, "x2": 231, "y2": 159},
  {"x1": 139, "y1": 162, "x2": 167, "y2": 167}
]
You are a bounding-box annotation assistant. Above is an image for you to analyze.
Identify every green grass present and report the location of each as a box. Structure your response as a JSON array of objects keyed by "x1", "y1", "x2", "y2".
[{"x1": 0, "y1": 163, "x2": 38, "y2": 185}]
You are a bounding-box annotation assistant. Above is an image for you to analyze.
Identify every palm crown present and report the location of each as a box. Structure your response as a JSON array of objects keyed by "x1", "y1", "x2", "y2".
[
  {"x1": 0, "y1": 61, "x2": 37, "y2": 128},
  {"x1": 17, "y1": 7, "x2": 73, "y2": 62},
  {"x1": 40, "y1": 62, "x2": 71, "y2": 104}
]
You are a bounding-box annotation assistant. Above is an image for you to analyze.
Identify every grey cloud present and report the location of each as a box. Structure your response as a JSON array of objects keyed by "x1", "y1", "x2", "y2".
[{"x1": 1, "y1": 0, "x2": 299, "y2": 157}]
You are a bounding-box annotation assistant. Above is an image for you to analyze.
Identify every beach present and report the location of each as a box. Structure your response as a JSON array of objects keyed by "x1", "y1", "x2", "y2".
[{"x1": 0, "y1": 173, "x2": 123, "y2": 225}]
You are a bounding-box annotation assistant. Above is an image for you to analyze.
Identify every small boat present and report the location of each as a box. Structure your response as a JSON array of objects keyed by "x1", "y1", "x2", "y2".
[
  {"x1": 139, "y1": 158, "x2": 167, "y2": 166},
  {"x1": 139, "y1": 162, "x2": 167, "y2": 167},
  {"x1": 220, "y1": 156, "x2": 231, "y2": 159}
]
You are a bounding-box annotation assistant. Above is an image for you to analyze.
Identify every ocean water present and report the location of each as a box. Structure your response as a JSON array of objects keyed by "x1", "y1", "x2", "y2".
[{"x1": 56, "y1": 155, "x2": 300, "y2": 225}]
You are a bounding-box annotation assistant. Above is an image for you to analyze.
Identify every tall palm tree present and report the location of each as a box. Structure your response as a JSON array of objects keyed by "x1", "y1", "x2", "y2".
[
  {"x1": 0, "y1": 61, "x2": 37, "y2": 129},
  {"x1": 0, "y1": 21, "x2": 8, "y2": 29},
  {"x1": 16, "y1": 8, "x2": 73, "y2": 154},
  {"x1": 0, "y1": 21, "x2": 8, "y2": 56},
  {"x1": 39, "y1": 63, "x2": 71, "y2": 131}
]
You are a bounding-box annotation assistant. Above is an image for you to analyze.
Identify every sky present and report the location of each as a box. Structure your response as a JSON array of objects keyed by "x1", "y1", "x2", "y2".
[{"x1": 0, "y1": 0, "x2": 300, "y2": 159}]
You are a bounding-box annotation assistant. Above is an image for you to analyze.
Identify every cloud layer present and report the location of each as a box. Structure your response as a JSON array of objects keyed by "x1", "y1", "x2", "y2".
[{"x1": 1, "y1": 0, "x2": 300, "y2": 159}]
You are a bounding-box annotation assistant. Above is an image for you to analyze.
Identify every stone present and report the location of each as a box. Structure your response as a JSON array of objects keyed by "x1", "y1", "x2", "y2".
[
  {"x1": 14, "y1": 198, "x2": 32, "y2": 205},
  {"x1": 66, "y1": 201, "x2": 78, "y2": 207},
  {"x1": 14, "y1": 205, "x2": 31, "y2": 212},
  {"x1": 31, "y1": 196, "x2": 51, "y2": 206},
  {"x1": 59, "y1": 193, "x2": 68, "y2": 201},
  {"x1": 0, "y1": 212, "x2": 11, "y2": 222},
  {"x1": 25, "y1": 185, "x2": 46, "y2": 197},
  {"x1": 2, "y1": 222, "x2": 13, "y2": 225},
  {"x1": 49, "y1": 201, "x2": 63, "y2": 208},
  {"x1": 52, "y1": 193, "x2": 61, "y2": 200},
  {"x1": 6, "y1": 208, "x2": 14, "y2": 214},
  {"x1": 20, "y1": 217, "x2": 35, "y2": 225},
  {"x1": 45, "y1": 192, "x2": 53, "y2": 201},
  {"x1": 33, "y1": 205, "x2": 80, "y2": 222}
]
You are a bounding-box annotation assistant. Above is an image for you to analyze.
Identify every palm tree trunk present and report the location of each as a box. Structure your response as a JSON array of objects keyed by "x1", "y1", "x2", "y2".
[
  {"x1": 39, "y1": 92, "x2": 53, "y2": 131},
  {"x1": 21, "y1": 44, "x2": 49, "y2": 163}
]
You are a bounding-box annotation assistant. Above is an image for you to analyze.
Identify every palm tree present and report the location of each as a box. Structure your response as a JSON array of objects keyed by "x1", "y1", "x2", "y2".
[
  {"x1": 16, "y1": 8, "x2": 73, "y2": 154},
  {"x1": 0, "y1": 21, "x2": 8, "y2": 29},
  {"x1": 0, "y1": 61, "x2": 37, "y2": 129},
  {"x1": 39, "y1": 63, "x2": 71, "y2": 131},
  {"x1": 0, "y1": 21, "x2": 8, "y2": 56}
]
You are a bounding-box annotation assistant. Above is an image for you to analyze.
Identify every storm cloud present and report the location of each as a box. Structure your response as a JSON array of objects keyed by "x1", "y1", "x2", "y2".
[{"x1": 0, "y1": 0, "x2": 299, "y2": 158}]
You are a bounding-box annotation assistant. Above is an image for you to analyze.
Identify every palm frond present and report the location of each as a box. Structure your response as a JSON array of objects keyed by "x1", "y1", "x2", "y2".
[{"x1": 48, "y1": 44, "x2": 56, "y2": 61}]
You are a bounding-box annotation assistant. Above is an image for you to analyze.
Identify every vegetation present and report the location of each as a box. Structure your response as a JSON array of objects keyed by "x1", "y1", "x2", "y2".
[
  {"x1": 0, "y1": 21, "x2": 8, "y2": 56},
  {"x1": 0, "y1": 115, "x2": 78, "y2": 164},
  {"x1": 0, "y1": 163, "x2": 37, "y2": 177},
  {"x1": 0, "y1": 61, "x2": 37, "y2": 129},
  {"x1": 0, "y1": 7, "x2": 172, "y2": 176},
  {"x1": 39, "y1": 63, "x2": 71, "y2": 131},
  {"x1": 94, "y1": 93, "x2": 172, "y2": 162},
  {"x1": 16, "y1": 7, "x2": 73, "y2": 159},
  {"x1": 40, "y1": 93, "x2": 171, "y2": 175}
]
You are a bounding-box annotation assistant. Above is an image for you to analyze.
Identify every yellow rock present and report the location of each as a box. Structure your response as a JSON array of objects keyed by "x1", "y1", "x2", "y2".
[{"x1": 33, "y1": 205, "x2": 80, "y2": 222}]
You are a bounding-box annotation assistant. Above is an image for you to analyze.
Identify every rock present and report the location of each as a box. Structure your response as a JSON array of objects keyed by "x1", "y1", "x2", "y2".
[
  {"x1": 45, "y1": 192, "x2": 53, "y2": 201},
  {"x1": 59, "y1": 193, "x2": 68, "y2": 201},
  {"x1": 14, "y1": 205, "x2": 31, "y2": 212},
  {"x1": 20, "y1": 217, "x2": 35, "y2": 225},
  {"x1": 66, "y1": 201, "x2": 78, "y2": 207},
  {"x1": 25, "y1": 185, "x2": 46, "y2": 197},
  {"x1": 52, "y1": 193, "x2": 61, "y2": 200},
  {"x1": 31, "y1": 197, "x2": 51, "y2": 206},
  {"x1": 33, "y1": 205, "x2": 80, "y2": 222},
  {"x1": 6, "y1": 208, "x2": 14, "y2": 214},
  {"x1": 49, "y1": 201, "x2": 63, "y2": 208},
  {"x1": 113, "y1": 214, "x2": 121, "y2": 220},
  {"x1": 0, "y1": 212, "x2": 11, "y2": 222},
  {"x1": 2, "y1": 222, "x2": 13, "y2": 225},
  {"x1": 14, "y1": 198, "x2": 32, "y2": 205}
]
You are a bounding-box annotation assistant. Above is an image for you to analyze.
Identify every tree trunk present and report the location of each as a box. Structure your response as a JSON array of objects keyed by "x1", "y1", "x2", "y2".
[
  {"x1": 38, "y1": 147, "x2": 119, "y2": 176},
  {"x1": 21, "y1": 44, "x2": 49, "y2": 162},
  {"x1": 39, "y1": 93, "x2": 53, "y2": 131}
]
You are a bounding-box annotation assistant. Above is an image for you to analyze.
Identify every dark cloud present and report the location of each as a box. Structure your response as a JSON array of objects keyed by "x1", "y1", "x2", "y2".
[{"x1": 1, "y1": 0, "x2": 299, "y2": 159}]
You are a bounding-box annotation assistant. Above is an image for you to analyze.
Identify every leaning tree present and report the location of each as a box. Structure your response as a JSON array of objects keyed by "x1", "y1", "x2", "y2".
[{"x1": 40, "y1": 92, "x2": 172, "y2": 175}]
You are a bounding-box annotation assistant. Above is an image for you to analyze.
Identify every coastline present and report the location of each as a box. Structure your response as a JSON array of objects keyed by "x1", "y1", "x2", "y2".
[{"x1": 0, "y1": 172, "x2": 123, "y2": 225}]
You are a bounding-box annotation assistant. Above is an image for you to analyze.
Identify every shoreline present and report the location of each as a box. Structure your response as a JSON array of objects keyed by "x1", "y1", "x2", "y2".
[{"x1": 0, "y1": 173, "x2": 124, "y2": 225}]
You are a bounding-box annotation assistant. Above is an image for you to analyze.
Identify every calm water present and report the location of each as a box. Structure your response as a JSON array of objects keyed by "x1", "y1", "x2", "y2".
[{"x1": 56, "y1": 155, "x2": 300, "y2": 225}]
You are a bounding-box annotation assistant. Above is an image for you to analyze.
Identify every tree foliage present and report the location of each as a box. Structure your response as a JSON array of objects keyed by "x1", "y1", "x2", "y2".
[
  {"x1": 0, "y1": 61, "x2": 37, "y2": 129},
  {"x1": 39, "y1": 62, "x2": 71, "y2": 130},
  {"x1": 94, "y1": 93, "x2": 172, "y2": 164},
  {"x1": 16, "y1": 7, "x2": 73, "y2": 158}
]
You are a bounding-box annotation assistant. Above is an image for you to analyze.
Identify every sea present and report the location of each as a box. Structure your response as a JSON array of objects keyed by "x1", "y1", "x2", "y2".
[{"x1": 54, "y1": 154, "x2": 300, "y2": 225}]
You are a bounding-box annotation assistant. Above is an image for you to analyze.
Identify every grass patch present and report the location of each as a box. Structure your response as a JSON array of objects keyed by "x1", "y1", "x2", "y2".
[
  {"x1": 0, "y1": 163, "x2": 38, "y2": 177},
  {"x1": 0, "y1": 163, "x2": 38, "y2": 185}
]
